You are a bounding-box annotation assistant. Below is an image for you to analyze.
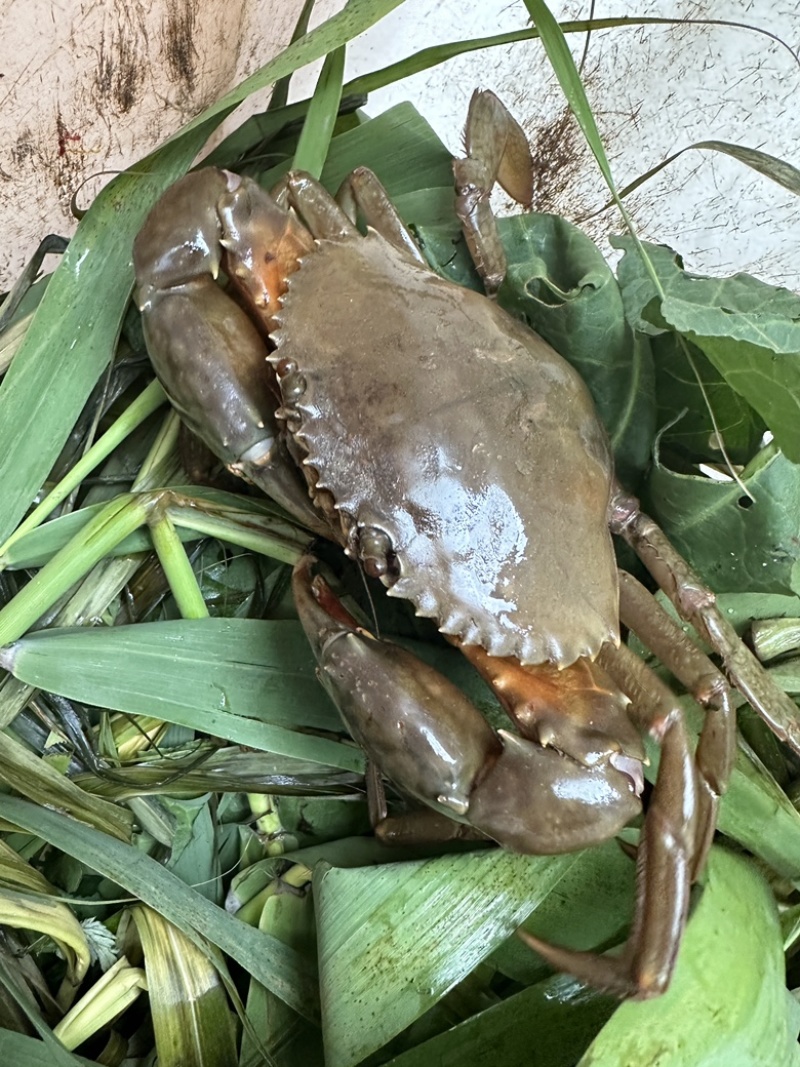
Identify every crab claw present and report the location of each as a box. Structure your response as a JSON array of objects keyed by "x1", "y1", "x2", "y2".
[
  {"x1": 133, "y1": 169, "x2": 278, "y2": 467},
  {"x1": 293, "y1": 557, "x2": 642, "y2": 855},
  {"x1": 133, "y1": 169, "x2": 329, "y2": 535}
]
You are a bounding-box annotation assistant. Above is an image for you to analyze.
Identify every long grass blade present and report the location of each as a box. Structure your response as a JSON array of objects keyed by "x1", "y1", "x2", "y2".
[
  {"x1": 292, "y1": 46, "x2": 346, "y2": 177},
  {"x1": 0, "y1": 620, "x2": 362, "y2": 771}
]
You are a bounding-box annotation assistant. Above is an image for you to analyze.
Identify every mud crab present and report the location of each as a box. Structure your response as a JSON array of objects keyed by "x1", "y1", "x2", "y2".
[{"x1": 133, "y1": 91, "x2": 796, "y2": 997}]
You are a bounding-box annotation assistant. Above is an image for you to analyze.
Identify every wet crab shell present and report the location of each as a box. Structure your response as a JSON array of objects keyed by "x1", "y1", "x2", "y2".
[{"x1": 271, "y1": 231, "x2": 620, "y2": 668}]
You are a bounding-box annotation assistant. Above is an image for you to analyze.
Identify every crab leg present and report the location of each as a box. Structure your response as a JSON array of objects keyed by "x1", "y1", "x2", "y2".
[
  {"x1": 600, "y1": 642, "x2": 703, "y2": 989},
  {"x1": 617, "y1": 570, "x2": 736, "y2": 877},
  {"x1": 271, "y1": 171, "x2": 360, "y2": 240},
  {"x1": 454, "y1": 89, "x2": 534, "y2": 293},
  {"x1": 603, "y1": 643, "x2": 699, "y2": 995},
  {"x1": 368, "y1": 767, "x2": 491, "y2": 848},
  {"x1": 521, "y1": 640, "x2": 700, "y2": 998},
  {"x1": 334, "y1": 168, "x2": 427, "y2": 265},
  {"x1": 610, "y1": 485, "x2": 800, "y2": 756},
  {"x1": 272, "y1": 168, "x2": 426, "y2": 267}
]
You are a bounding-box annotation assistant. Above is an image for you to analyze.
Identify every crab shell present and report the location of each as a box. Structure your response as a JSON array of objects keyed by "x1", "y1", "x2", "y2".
[{"x1": 270, "y1": 231, "x2": 620, "y2": 669}]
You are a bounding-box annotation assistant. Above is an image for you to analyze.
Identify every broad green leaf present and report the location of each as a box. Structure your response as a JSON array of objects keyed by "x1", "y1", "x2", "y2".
[
  {"x1": 649, "y1": 332, "x2": 765, "y2": 465},
  {"x1": 386, "y1": 973, "x2": 614, "y2": 1067},
  {"x1": 498, "y1": 212, "x2": 655, "y2": 483},
  {"x1": 161, "y1": 797, "x2": 222, "y2": 903},
  {"x1": 315, "y1": 849, "x2": 577, "y2": 1067},
  {"x1": 614, "y1": 237, "x2": 800, "y2": 460},
  {"x1": 0, "y1": 619, "x2": 361, "y2": 772},
  {"x1": 715, "y1": 591, "x2": 800, "y2": 635},
  {"x1": 580, "y1": 848, "x2": 800, "y2": 1067},
  {"x1": 490, "y1": 839, "x2": 635, "y2": 985},
  {"x1": 644, "y1": 444, "x2": 800, "y2": 595},
  {"x1": 321, "y1": 101, "x2": 453, "y2": 199}
]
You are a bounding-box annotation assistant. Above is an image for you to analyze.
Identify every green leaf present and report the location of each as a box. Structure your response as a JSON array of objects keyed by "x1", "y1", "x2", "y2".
[
  {"x1": 716, "y1": 734, "x2": 800, "y2": 880},
  {"x1": 314, "y1": 849, "x2": 577, "y2": 1066},
  {"x1": 644, "y1": 444, "x2": 800, "y2": 595},
  {"x1": 273, "y1": 794, "x2": 371, "y2": 851},
  {"x1": 521, "y1": 1, "x2": 616, "y2": 192},
  {"x1": 52, "y1": 956, "x2": 147, "y2": 1051},
  {"x1": 490, "y1": 839, "x2": 635, "y2": 985},
  {"x1": 0, "y1": 486, "x2": 307, "y2": 571},
  {"x1": 292, "y1": 46, "x2": 346, "y2": 178},
  {"x1": 385, "y1": 973, "x2": 614, "y2": 1067},
  {"x1": 0, "y1": 1027, "x2": 96, "y2": 1066},
  {"x1": 650, "y1": 333, "x2": 766, "y2": 465},
  {"x1": 240, "y1": 875, "x2": 322, "y2": 1067},
  {"x1": 124, "y1": 906, "x2": 238, "y2": 1067},
  {"x1": 0, "y1": 888, "x2": 90, "y2": 991},
  {"x1": 614, "y1": 237, "x2": 800, "y2": 461},
  {"x1": 579, "y1": 848, "x2": 800, "y2": 1067},
  {"x1": 0, "y1": 620, "x2": 361, "y2": 772},
  {"x1": 613, "y1": 139, "x2": 800, "y2": 207},
  {"x1": 0, "y1": 380, "x2": 167, "y2": 559},
  {"x1": 497, "y1": 212, "x2": 655, "y2": 483},
  {"x1": 0, "y1": 730, "x2": 132, "y2": 842}
]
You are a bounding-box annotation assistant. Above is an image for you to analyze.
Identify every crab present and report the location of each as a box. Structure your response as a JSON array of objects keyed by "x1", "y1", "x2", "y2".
[{"x1": 132, "y1": 91, "x2": 798, "y2": 998}]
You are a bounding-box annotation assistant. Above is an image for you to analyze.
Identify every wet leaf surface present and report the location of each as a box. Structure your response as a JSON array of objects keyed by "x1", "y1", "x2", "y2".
[{"x1": 580, "y1": 849, "x2": 800, "y2": 1067}]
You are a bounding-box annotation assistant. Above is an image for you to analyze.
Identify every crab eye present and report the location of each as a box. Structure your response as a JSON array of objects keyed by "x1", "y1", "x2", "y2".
[
  {"x1": 357, "y1": 526, "x2": 398, "y2": 580},
  {"x1": 280, "y1": 370, "x2": 307, "y2": 401}
]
